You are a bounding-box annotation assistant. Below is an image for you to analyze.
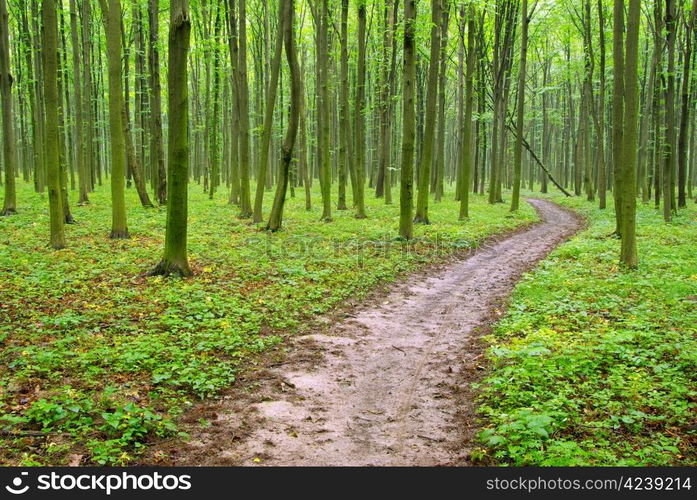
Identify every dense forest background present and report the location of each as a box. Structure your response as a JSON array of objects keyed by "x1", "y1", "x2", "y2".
[{"x1": 1, "y1": 0, "x2": 695, "y2": 267}]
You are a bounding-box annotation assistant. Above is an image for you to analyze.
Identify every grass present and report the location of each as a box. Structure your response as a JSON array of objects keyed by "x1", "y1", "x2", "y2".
[
  {"x1": 0, "y1": 180, "x2": 536, "y2": 465},
  {"x1": 476, "y1": 193, "x2": 697, "y2": 466}
]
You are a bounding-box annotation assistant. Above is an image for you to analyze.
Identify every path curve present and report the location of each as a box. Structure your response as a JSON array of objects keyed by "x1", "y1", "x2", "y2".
[{"x1": 155, "y1": 199, "x2": 582, "y2": 466}]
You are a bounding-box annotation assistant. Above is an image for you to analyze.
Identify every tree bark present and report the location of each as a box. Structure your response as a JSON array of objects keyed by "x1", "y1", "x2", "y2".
[
  {"x1": 663, "y1": 0, "x2": 677, "y2": 221},
  {"x1": 510, "y1": 0, "x2": 529, "y2": 211},
  {"x1": 620, "y1": 0, "x2": 640, "y2": 268},
  {"x1": 677, "y1": 0, "x2": 697, "y2": 207},
  {"x1": 252, "y1": 0, "x2": 285, "y2": 222},
  {"x1": 267, "y1": 0, "x2": 300, "y2": 231},
  {"x1": 0, "y1": 0, "x2": 16, "y2": 215},
  {"x1": 353, "y1": 0, "x2": 368, "y2": 218},
  {"x1": 400, "y1": 0, "x2": 416, "y2": 239},
  {"x1": 42, "y1": 0, "x2": 66, "y2": 248},
  {"x1": 98, "y1": 0, "x2": 129, "y2": 238},
  {"x1": 148, "y1": 0, "x2": 167, "y2": 205},
  {"x1": 151, "y1": 0, "x2": 192, "y2": 277},
  {"x1": 458, "y1": 3, "x2": 476, "y2": 219},
  {"x1": 414, "y1": 0, "x2": 442, "y2": 224}
]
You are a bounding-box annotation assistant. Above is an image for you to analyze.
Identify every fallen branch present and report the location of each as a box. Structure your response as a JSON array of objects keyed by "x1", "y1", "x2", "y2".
[{"x1": 505, "y1": 121, "x2": 573, "y2": 197}]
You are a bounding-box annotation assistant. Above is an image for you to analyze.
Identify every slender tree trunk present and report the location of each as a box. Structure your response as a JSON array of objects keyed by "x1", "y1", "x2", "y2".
[
  {"x1": 236, "y1": 0, "x2": 252, "y2": 216},
  {"x1": 0, "y1": 0, "x2": 16, "y2": 215},
  {"x1": 208, "y1": 8, "x2": 222, "y2": 200},
  {"x1": 400, "y1": 0, "x2": 416, "y2": 239},
  {"x1": 31, "y1": 2, "x2": 46, "y2": 193},
  {"x1": 42, "y1": 0, "x2": 66, "y2": 248},
  {"x1": 151, "y1": 0, "x2": 192, "y2": 276},
  {"x1": 377, "y1": 0, "x2": 398, "y2": 205},
  {"x1": 318, "y1": 0, "x2": 332, "y2": 221},
  {"x1": 267, "y1": 0, "x2": 300, "y2": 231},
  {"x1": 121, "y1": 20, "x2": 153, "y2": 209},
  {"x1": 677, "y1": 0, "x2": 697, "y2": 207},
  {"x1": 337, "y1": 0, "x2": 352, "y2": 212},
  {"x1": 148, "y1": 0, "x2": 167, "y2": 205},
  {"x1": 353, "y1": 0, "x2": 368, "y2": 218},
  {"x1": 510, "y1": 0, "x2": 529, "y2": 211},
  {"x1": 414, "y1": 0, "x2": 442, "y2": 224},
  {"x1": 98, "y1": 0, "x2": 129, "y2": 238},
  {"x1": 81, "y1": 0, "x2": 95, "y2": 195},
  {"x1": 68, "y1": 0, "x2": 89, "y2": 206},
  {"x1": 434, "y1": 3, "x2": 450, "y2": 203},
  {"x1": 225, "y1": 0, "x2": 240, "y2": 204},
  {"x1": 611, "y1": 0, "x2": 625, "y2": 234},
  {"x1": 56, "y1": 14, "x2": 74, "y2": 225},
  {"x1": 663, "y1": 0, "x2": 677, "y2": 221},
  {"x1": 620, "y1": 0, "x2": 640, "y2": 267},
  {"x1": 458, "y1": 3, "x2": 475, "y2": 219},
  {"x1": 595, "y1": 0, "x2": 607, "y2": 209},
  {"x1": 251, "y1": 0, "x2": 284, "y2": 222}
]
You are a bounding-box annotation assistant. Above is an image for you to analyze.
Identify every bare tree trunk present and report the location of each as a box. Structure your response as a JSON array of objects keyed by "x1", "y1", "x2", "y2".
[
  {"x1": 267, "y1": 0, "x2": 300, "y2": 231},
  {"x1": 42, "y1": 0, "x2": 66, "y2": 248},
  {"x1": 98, "y1": 0, "x2": 129, "y2": 238},
  {"x1": 663, "y1": 0, "x2": 677, "y2": 221},
  {"x1": 400, "y1": 0, "x2": 416, "y2": 239},
  {"x1": 620, "y1": 0, "x2": 640, "y2": 267},
  {"x1": 353, "y1": 0, "x2": 368, "y2": 218},
  {"x1": 0, "y1": 0, "x2": 16, "y2": 215},
  {"x1": 252, "y1": 0, "x2": 285, "y2": 222},
  {"x1": 150, "y1": 0, "x2": 193, "y2": 277},
  {"x1": 413, "y1": 0, "x2": 442, "y2": 224},
  {"x1": 510, "y1": 0, "x2": 529, "y2": 211},
  {"x1": 148, "y1": 0, "x2": 167, "y2": 205},
  {"x1": 458, "y1": 3, "x2": 476, "y2": 219},
  {"x1": 677, "y1": 0, "x2": 697, "y2": 207}
]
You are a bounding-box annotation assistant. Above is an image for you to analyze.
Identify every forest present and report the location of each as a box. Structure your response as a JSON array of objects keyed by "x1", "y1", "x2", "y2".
[{"x1": 0, "y1": 0, "x2": 695, "y2": 468}]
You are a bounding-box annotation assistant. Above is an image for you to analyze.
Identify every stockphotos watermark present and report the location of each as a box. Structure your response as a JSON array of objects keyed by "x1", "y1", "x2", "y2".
[
  {"x1": 3, "y1": 470, "x2": 191, "y2": 496},
  {"x1": 238, "y1": 232, "x2": 503, "y2": 266}
]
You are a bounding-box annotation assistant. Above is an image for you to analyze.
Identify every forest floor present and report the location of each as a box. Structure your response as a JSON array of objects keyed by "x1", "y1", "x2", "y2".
[
  {"x1": 145, "y1": 199, "x2": 582, "y2": 465},
  {"x1": 0, "y1": 181, "x2": 536, "y2": 465},
  {"x1": 2, "y1": 182, "x2": 694, "y2": 466}
]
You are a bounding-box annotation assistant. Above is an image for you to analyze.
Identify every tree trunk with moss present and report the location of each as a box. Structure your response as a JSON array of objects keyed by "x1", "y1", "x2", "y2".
[
  {"x1": 149, "y1": 0, "x2": 167, "y2": 205},
  {"x1": 151, "y1": 0, "x2": 192, "y2": 277},
  {"x1": 237, "y1": 0, "x2": 252, "y2": 217},
  {"x1": 611, "y1": 0, "x2": 624, "y2": 234},
  {"x1": 121, "y1": 22, "x2": 153, "y2": 209},
  {"x1": 413, "y1": 0, "x2": 441, "y2": 224},
  {"x1": 458, "y1": 3, "x2": 475, "y2": 220},
  {"x1": 0, "y1": 0, "x2": 16, "y2": 215},
  {"x1": 42, "y1": 0, "x2": 66, "y2": 249},
  {"x1": 68, "y1": 0, "x2": 89, "y2": 206},
  {"x1": 663, "y1": 0, "x2": 676, "y2": 222},
  {"x1": 267, "y1": 0, "x2": 300, "y2": 232},
  {"x1": 677, "y1": 0, "x2": 697, "y2": 208},
  {"x1": 433, "y1": 3, "x2": 449, "y2": 202},
  {"x1": 253, "y1": 0, "x2": 285, "y2": 222},
  {"x1": 353, "y1": 0, "x2": 368, "y2": 218},
  {"x1": 399, "y1": 0, "x2": 416, "y2": 239},
  {"x1": 620, "y1": 0, "x2": 639, "y2": 268},
  {"x1": 510, "y1": 0, "x2": 528, "y2": 212},
  {"x1": 317, "y1": 0, "x2": 332, "y2": 222},
  {"x1": 98, "y1": 0, "x2": 129, "y2": 238},
  {"x1": 208, "y1": 7, "x2": 222, "y2": 201}
]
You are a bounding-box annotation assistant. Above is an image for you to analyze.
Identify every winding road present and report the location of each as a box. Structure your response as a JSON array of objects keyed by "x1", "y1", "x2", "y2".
[{"x1": 153, "y1": 199, "x2": 582, "y2": 466}]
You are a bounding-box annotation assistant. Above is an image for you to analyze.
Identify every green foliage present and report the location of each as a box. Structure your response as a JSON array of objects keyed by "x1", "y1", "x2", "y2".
[
  {"x1": 0, "y1": 180, "x2": 535, "y2": 465},
  {"x1": 477, "y1": 195, "x2": 697, "y2": 466}
]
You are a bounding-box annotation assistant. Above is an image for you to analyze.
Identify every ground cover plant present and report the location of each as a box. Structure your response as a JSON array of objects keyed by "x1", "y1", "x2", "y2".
[
  {"x1": 477, "y1": 196, "x2": 697, "y2": 466},
  {"x1": 0, "y1": 181, "x2": 535, "y2": 465}
]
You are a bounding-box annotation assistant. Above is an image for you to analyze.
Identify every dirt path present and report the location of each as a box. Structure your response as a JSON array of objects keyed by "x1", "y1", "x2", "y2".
[{"x1": 152, "y1": 199, "x2": 582, "y2": 466}]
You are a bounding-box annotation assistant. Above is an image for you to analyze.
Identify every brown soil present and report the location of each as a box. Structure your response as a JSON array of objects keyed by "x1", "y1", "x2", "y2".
[{"x1": 145, "y1": 199, "x2": 583, "y2": 466}]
